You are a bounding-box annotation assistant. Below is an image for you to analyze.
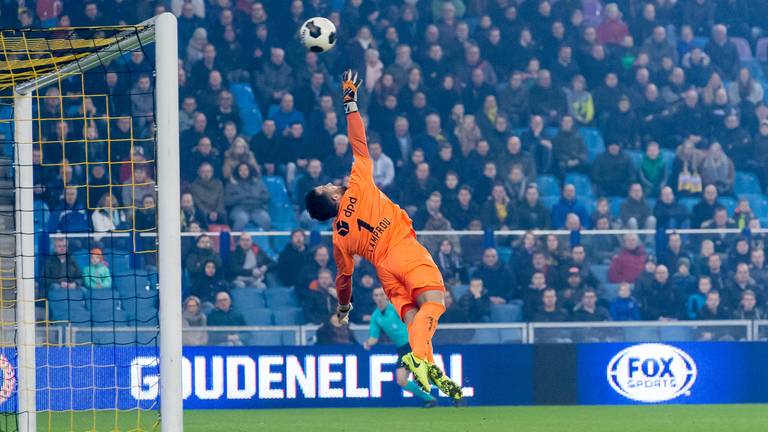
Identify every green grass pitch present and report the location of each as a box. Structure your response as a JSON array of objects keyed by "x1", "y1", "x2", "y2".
[{"x1": 37, "y1": 404, "x2": 768, "y2": 432}]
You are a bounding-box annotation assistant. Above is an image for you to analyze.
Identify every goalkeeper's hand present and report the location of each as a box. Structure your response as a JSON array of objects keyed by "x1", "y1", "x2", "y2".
[
  {"x1": 341, "y1": 69, "x2": 362, "y2": 114},
  {"x1": 336, "y1": 303, "x2": 353, "y2": 326}
]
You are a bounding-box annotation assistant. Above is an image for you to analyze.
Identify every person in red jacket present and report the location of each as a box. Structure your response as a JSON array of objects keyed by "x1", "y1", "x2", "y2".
[{"x1": 608, "y1": 233, "x2": 648, "y2": 283}]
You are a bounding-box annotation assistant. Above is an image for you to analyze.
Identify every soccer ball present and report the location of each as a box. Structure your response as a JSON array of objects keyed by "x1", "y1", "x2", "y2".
[{"x1": 299, "y1": 17, "x2": 337, "y2": 53}]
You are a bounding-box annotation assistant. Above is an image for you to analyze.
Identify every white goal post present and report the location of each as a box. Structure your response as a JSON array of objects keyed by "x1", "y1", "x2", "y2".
[{"x1": 12, "y1": 12, "x2": 182, "y2": 432}]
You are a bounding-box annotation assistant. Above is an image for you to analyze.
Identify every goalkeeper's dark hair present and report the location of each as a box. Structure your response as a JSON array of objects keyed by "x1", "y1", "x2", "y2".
[{"x1": 305, "y1": 189, "x2": 338, "y2": 221}]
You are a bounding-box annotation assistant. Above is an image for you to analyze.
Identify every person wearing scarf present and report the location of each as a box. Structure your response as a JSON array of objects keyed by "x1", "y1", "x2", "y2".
[
  {"x1": 698, "y1": 142, "x2": 735, "y2": 195},
  {"x1": 182, "y1": 296, "x2": 208, "y2": 346}
]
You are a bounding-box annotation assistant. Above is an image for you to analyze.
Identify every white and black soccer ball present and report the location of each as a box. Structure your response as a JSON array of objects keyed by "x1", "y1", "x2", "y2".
[{"x1": 299, "y1": 17, "x2": 337, "y2": 53}]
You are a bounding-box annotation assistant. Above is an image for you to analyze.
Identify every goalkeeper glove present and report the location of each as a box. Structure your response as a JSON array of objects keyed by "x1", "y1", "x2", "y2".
[
  {"x1": 341, "y1": 69, "x2": 362, "y2": 114},
  {"x1": 336, "y1": 303, "x2": 353, "y2": 326}
]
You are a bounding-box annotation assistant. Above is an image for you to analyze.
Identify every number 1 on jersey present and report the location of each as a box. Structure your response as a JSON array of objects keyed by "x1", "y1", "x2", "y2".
[{"x1": 357, "y1": 218, "x2": 374, "y2": 233}]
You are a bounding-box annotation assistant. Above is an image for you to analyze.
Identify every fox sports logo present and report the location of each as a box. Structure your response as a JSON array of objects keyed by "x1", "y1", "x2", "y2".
[{"x1": 607, "y1": 343, "x2": 697, "y2": 403}]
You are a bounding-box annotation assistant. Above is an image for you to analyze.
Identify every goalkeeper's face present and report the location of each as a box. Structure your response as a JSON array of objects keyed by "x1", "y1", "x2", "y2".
[{"x1": 314, "y1": 183, "x2": 343, "y2": 202}]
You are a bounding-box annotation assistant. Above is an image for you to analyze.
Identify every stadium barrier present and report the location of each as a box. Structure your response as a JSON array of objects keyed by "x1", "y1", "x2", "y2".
[
  {"x1": 60, "y1": 321, "x2": 762, "y2": 346},
  {"x1": 0, "y1": 341, "x2": 766, "y2": 410}
]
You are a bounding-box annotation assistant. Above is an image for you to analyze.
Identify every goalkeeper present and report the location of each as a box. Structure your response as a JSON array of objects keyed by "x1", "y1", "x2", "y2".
[
  {"x1": 364, "y1": 287, "x2": 437, "y2": 407},
  {"x1": 304, "y1": 70, "x2": 462, "y2": 401}
]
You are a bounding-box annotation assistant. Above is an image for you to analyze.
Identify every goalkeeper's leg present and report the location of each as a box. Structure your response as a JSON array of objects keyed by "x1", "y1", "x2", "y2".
[{"x1": 406, "y1": 288, "x2": 463, "y2": 401}]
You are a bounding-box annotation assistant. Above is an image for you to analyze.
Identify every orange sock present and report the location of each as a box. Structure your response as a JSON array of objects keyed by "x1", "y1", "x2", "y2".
[{"x1": 408, "y1": 302, "x2": 445, "y2": 361}]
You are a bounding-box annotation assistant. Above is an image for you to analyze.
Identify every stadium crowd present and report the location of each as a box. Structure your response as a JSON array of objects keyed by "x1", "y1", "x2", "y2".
[{"x1": 23, "y1": 0, "x2": 768, "y2": 338}]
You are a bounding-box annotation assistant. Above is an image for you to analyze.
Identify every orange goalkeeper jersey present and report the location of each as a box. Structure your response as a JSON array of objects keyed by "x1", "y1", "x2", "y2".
[{"x1": 332, "y1": 111, "x2": 414, "y2": 300}]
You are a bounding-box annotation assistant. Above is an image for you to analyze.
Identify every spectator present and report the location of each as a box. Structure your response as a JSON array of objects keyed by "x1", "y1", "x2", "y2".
[
  {"x1": 589, "y1": 215, "x2": 620, "y2": 263},
  {"x1": 523, "y1": 269, "x2": 551, "y2": 318},
  {"x1": 224, "y1": 163, "x2": 271, "y2": 230},
  {"x1": 323, "y1": 135, "x2": 353, "y2": 184},
  {"x1": 499, "y1": 136, "x2": 536, "y2": 180},
  {"x1": 532, "y1": 288, "x2": 570, "y2": 323},
  {"x1": 704, "y1": 24, "x2": 739, "y2": 80},
  {"x1": 82, "y1": 248, "x2": 111, "y2": 290},
  {"x1": 92, "y1": 193, "x2": 127, "y2": 242},
  {"x1": 610, "y1": 282, "x2": 642, "y2": 321},
  {"x1": 400, "y1": 162, "x2": 439, "y2": 214},
  {"x1": 228, "y1": 233, "x2": 274, "y2": 289},
  {"x1": 180, "y1": 192, "x2": 206, "y2": 232},
  {"x1": 498, "y1": 73, "x2": 530, "y2": 127},
  {"x1": 459, "y1": 278, "x2": 492, "y2": 322},
  {"x1": 447, "y1": 185, "x2": 478, "y2": 230},
  {"x1": 256, "y1": 47, "x2": 294, "y2": 107},
  {"x1": 732, "y1": 290, "x2": 765, "y2": 320},
  {"x1": 703, "y1": 253, "x2": 727, "y2": 292},
  {"x1": 724, "y1": 263, "x2": 763, "y2": 310},
  {"x1": 369, "y1": 141, "x2": 395, "y2": 190},
  {"x1": 620, "y1": 183, "x2": 655, "y2": 230},
  {"x1": 691, "y1": 184, "x2": 720, "y2": 228},
  {"x1": 206, "y1": 291, "x2": 246, "y2": 346},
  {"x1": 687, "y1": 276, "x2": 712, "y2": 319},
  {"x1": 670, "y1": 257, "x2": 698, "y2": 306},
  {"x1": 727, "y1": 67, "x2": 764, "y2": 106},
  {"x1": 654, "y1": 186, "x2": 689, "y2": 229},
  {"x1": 698, "y1": 290, "x2": 730, "y2": 320},
  {"x1": 185, "y1": 136, "x2": 221, "y2": 181},
  {"x1": 733, "y1": 198, "x2": 755, "y2": 230},
  {"x1": 433, "y1": 239, "x2": 468, "y2": 286},
  {"x1": 636, "y1": 264, "x2": 677, "y2": 320},
  {"x1": 182, "y1": 296, "x2": 208, "y2": 346},
  {"x1": 608, "y1": 234, "x2": 647, "y2": 283},
  {"x1": 718, "y1": 114, "x2": 753, "y2": 172},
  {"x1": 529, "y1": 70, "x2": 567, "y2": 123},
  {"x1": 659, "y1": 233, "x2": 692, "y2": 271},
  {"x1": 413, "y1": 191, "x2": 444, "y2": 230},
  {"x1": 316, "y1": 313, "x2": 357, "y2": 345},
  {"x1": 702, "y1": 206, "x2": 737, "y2": 252},
  {"x1": 642, "y1": 26, "x2": 677, "y2": 69},
  {"x1": 553, "y1": 115, "x2": 588, "y2": 176},
  {"x1": 638, "y1": 141, "x2": 668, "y2": 196},
  {"x1": 472, "y1": 248, "x2": 517, "y2": 304},
  {"x1": 551, "y1": 184, "x2": 590, "y2": 229},
  {"x1": 190, "y1": 259, "x2": 228, "y2": 304},
  {"x1": 303, "y1": 269, "x2": 337, "y2": 324},
  {"x1": 48, "y1": 188, "x2": 89, "y2": 234},
  {"x1": 517, "y1": 184, "x2": 551, "y2": 229},
  {"x1": 572, "y1": 287, "x2": 611, "y2": 322},
  {"x1": 520, "y1": 115, "x2": 554, "y2": 173},
  {"x1": 591, "y1": 142, "x2": 634, "y2": 196},
  {"x1": 268, "y1": 93, "x2": 305, "y2": 134},
  {"x1": 221, "y1": 137, "x2": 259, "y2": 181},
  {"x1": 42, "y1": 238, "x2": 83, "y2": 293},
  {"x1": 698, "y1": 142, "x2": 735, "y2": 195},
  {"x1": 185, "y1": 234, "x2": 221, "y2": 277},
  {"x1": 189, "y1": 162, "x2": 226, "y2": 225},
  {"x1": 481, "y1": 184, "x2": 515, "y2": 230},
  {"x1": 750, "y1": 249, "x2": 768, "y2": 288},
  {"x1": 276, "y1": 229, "x2": 310, "y2": 287}
]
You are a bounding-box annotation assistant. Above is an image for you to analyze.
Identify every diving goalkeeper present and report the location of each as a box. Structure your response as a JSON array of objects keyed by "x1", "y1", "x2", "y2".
[{"x1": 305, "y1": 70, "x2": 462, "y2": 401}]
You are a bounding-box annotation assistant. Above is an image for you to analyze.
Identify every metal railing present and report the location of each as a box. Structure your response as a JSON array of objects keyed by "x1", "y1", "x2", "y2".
[{"x1": 49, "y1": 320, "x2": 765, "y2": 346}]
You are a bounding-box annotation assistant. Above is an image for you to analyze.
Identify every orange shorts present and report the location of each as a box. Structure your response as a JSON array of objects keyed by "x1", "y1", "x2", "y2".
[{"x1": 376, "y1": 236, "x2": 445, "y2": 319}]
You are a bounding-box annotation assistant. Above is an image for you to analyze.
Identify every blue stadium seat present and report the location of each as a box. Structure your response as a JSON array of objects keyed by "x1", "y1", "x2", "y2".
[
  {"x1": 626, "y1": 150, "x2": 643, "y2": 169},
  {"x1": 535, "y1": 175, "x2": 561, "y2": 197},
  {"x1": 243, "y1": 308, "x2": 273, "y2": 325},
  {"x1": 679, "y1": 197, "x2": 699, "y2": 212},
  {"x1": 660, "y1": 327, "x2": 694, "y2": 342},
  {"x1": 490, "y1": 303, "x2": 523, "y2": 322},
  {"x1": 735, "y1": 171, "x2": 762, "y2": 195},
  {"x1": 50, "y1": 302, "x2": 89, "y2": 323},
  {"x1": 591, "y1": 265, "x2": 609, "y2": 284},
  {"x1": 48, "y1": 288, "x2": 85, "y2": 302},
  {"x1": 230, "y1": 287, "x2": 266, "y2": 311},
  {"x1": 469, "y1": 328, "x2": 500, "y2": 344},
  {"x1": 741, "y1": 59, "x2": 765, "y2": 81},
  {"x1": 270, "y1": 203, "x2": 298, "y2": 229},
  {"x1": 91, "y1": 308, "x2": 129, "y2": 326},
  {"x1": 273, "y1": 307, "x2": 305, "y2": 325},
  {"x1": 72, "y1": 252, "x2": 89, "y2": 271},
  {"x1": 564, "y1": 172, "x2": 594, "y2": 198},
  {"x1": 742, "y1": 194, "x2": 768, "y2": 218},
  {"x1": 540, "y1": 196, "x2": 559, "y2": 209},
  {"x1": 660, "y1": 149, "x2": 675, "y2": 172},
  {"x1": 609, "y1": 198, "x2": 624, "y2": 218},
  {"x1": 579, "y1": 127, "x2": 605, "y2": 162},
  {"x1": 263, "y1": 176, "x2": 290, "y2": 205},
  {"x1": 497, "y1": 246, "x2": 512, "y2": 264},
  {"x1": 264, "y1": 288, "x2": 298, "y2": 307},
  {"x1": 108, "y1": 250, "x2": 132, "y2": 277},
  {"x1": 249, "y1": 331, "x2": 283, "y2": 346},
  {"x1": 720, "y1": 196, "x2": 737, "y2": 215},
  {"x1": 230, "y1": 83, "x2": 263, "y2": 136},
  {"x1": 623, "y1": 327, "x2": 659, "y2": 342},
  {"x1": 451, "y1": 284, "x2": 470, "y2": 300}
]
